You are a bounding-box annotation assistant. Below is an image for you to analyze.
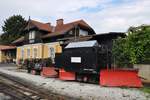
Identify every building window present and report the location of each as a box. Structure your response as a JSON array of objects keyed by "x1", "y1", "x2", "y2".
[
  {"x1": 79, "y1": 29, "x2": 88, "y2": 36},
  {"x1": 21, "y1": 48, "x2": 24, "y2": 58},
  {"x1": 69, "y1": 30, "x2": 73, "y2": 35},
  {"x1": 33, "y1": 48, "x2": 38, "y2": 58},
  {"x1": 49, "y1": 47, "x2": 55, "y2": 63},
  {"x1": 29, "y1": 31, "x2": 35, "y2": 39},
  {"x1": 27, "y1": 48, "x2": 30, "y2": 58},
  {"x1": 29, "y1": 31, "x2": 35, "y2": 43},
  {"x1": 49, "y1": 47, "x2": 55, "y2": 58}
]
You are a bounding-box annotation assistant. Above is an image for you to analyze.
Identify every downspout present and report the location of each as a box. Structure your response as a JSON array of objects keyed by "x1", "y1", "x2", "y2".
[{"x1": 74, "y1": 24, "x2": 78, "y2": 42}]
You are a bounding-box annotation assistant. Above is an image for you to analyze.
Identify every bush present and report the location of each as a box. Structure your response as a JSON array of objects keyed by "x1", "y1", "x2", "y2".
[
  {"x1": 18, "y1": 58, "x2": 53, "y2": 68},
  {"x1": 44, "y1": 58, "x2": 53, "y2": 67},
  {"x1": 112, "y1": 25, "x2": 150, "y2": 67}
]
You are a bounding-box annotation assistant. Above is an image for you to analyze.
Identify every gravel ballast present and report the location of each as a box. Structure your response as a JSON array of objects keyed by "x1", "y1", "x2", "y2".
[{"x1": 0, "y1": 65, "x2": 149, "y2": 100}]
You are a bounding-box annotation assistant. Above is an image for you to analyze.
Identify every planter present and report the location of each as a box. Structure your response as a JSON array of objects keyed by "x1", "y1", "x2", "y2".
[
  {"x1": 59, "y1": 68, "x2": 75, "y2": 81},
  {"x1": 41, "y1": 67, "x2": 58, "y2": 78}
]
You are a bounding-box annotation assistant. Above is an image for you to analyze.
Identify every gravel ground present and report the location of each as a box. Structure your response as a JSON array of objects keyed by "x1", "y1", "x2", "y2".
[
  {"x1": 0, "y1": 93, "x2": 11, "y2": 100},
  {"x1": 0, "y1": 64, "x2": 149, "y2": 100}
]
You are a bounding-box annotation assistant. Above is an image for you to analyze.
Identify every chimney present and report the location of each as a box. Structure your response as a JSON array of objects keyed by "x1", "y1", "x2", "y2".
[
  {"x1": 56, "y1": 19, "x2": 63, "y2": 26},
  {"x1": 46, "y1": 22, "x2": 51, "y2": 26}
]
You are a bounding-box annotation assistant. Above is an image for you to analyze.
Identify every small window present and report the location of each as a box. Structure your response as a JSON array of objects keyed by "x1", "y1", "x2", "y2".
[
  {"x1": 33, "y1": 48, "x2": 38, "y2": 58},
  {"x1": 29, "y1": 31, "x2": 35, "y2": 40},
  {"x1": 29, "y1": 39, "x2": 35, "y2": 43},
  {"x1": 27, "y1": 48, "x2": 30, "y2": 58},
  {"x1": 79, "y1": 29, "x2": 88, "y2": 36},
  {"x1": 49, "y1": 47, "x2": 55, "y2": 63},
  {"x1": 29, "y1": 31, "x2": 35, "y2": 43},
  {"x1": 69, "y1": 30, "x2": 73, "y2": 35},
  {"x1": 49, "y1": 47, "x2": 55, "y2": 58},
  {"x1": 21, "y1": 48, "x2": 24, "y2": 58}
]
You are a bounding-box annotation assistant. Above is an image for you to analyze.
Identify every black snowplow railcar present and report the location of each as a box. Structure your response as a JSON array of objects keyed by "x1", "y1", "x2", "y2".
[{"x1": 55, "y1": 40, "x2": 107, "y2": 82}]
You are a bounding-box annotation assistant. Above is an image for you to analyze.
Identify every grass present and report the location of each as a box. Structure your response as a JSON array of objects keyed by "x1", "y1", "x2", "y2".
[{"x1": 141, "y1": 86, "x2": 150, "y2": 94}]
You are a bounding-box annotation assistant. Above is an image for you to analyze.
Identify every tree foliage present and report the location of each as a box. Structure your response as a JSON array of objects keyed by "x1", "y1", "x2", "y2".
[
  {"x1": 0, "y1": 15, "x2": 27, "y2": 44},
  {"x1": 112, "y1": 38, "x2": 131, "y2": 67},
  {"x1": 113, "y1": 25, "x2": 150, "y2": 67}
]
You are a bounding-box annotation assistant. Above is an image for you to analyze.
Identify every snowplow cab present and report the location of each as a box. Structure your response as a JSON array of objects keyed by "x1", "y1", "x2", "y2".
[{"x1": 55, "y1": 40, "x2": 107, "y2": 74}]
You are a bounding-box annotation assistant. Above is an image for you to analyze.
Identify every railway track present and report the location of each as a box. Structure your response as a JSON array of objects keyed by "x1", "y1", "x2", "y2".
[
  {"x1": 0, "y1": 72, "x2": 77, "y2": 100},
  {"x1": 0, "y1": 82, "x2": 37, "y2": 100}
]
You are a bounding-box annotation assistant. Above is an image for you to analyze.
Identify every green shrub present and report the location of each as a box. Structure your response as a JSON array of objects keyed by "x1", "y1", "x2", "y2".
[{"x1": 112, "y1": 25, "x2": 150, "y2": 67}]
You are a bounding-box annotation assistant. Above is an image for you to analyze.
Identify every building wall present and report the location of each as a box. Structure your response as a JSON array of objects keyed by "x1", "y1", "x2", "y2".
[
  {"x1": 16, "y1": 42, "x2": 62, "y2": 63},
  {"x1": 134, "y1": 64, "x2": 150, "y2": 83},
  {"x1": 44, "y1": 42, "x2": 62, "y2": 58},
  {"x1": 0, "y1": 50, "x2": 7, "y2": 63},
  {"x1": 0, "y1": 50, "x2": 14, "y2": 63},
  {"x1": 0, "y1": 51, "x2": 6, "y2": 63},
  {"x1": 17, "y1": 43, "x2": 43, "y2": 60}
]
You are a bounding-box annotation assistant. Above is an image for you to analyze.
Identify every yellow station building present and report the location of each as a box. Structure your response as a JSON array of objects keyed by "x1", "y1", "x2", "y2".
[{"x1": 9, "y1": 18, "x2": 95, "y2": 64}]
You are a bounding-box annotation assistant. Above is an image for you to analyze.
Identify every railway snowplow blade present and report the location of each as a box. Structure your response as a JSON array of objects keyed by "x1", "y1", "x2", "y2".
[
  {"x1": 100, "y1": 69, "x2": 143, "y2": 87},
  {"x1": 59, "y1": 69, "x2": 76, "y2": 80}
]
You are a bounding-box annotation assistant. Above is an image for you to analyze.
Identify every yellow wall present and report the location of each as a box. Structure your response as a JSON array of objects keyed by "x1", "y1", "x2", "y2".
[
  {"x1": 43, "y1": 44, "x2": 48, "y2": 58},
  {"x1": 17, "y1": 47, "x2": 21, "y2": 60},
  {"x1": 0, "y1": 51, "x2": 6, "y2": 63},
  {"x1": 17, "y1": 43, "x2": 43, "y2": 60},
  {"x1": 0, "y1": 50, "x2": 12, "y2": 63},
  {"x1": 43, "y1": 42, "x2": 62, "y2": 58},
  {"x1": 16, "y1": 42, "x2": 62, "y2": 62}
]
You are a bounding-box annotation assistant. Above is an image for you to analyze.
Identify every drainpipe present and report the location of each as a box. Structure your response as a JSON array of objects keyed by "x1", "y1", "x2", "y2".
[{"x1": 74, "y1": 25, "x2": 78, "y2": 42}]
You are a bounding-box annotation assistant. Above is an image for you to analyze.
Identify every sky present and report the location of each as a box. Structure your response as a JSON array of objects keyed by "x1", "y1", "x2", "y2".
[{"x1": 0, "y1": 0, "x2": 150, "y2": 34}]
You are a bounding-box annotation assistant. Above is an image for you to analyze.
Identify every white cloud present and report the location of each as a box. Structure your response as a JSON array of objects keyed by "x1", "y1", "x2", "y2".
[
  {"x1": 84, "y1": 0, "x2": 150, "y2": 33},
  {"x1": 0, "y1": 0, "x2": 150, "y2": 34}
]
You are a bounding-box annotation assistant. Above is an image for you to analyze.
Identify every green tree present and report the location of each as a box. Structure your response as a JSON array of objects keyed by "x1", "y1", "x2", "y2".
[
  {"x1": 113, "y1": 25, "x2": 150, "y2": 67},
  {"x1": 0, "y1": 15, "x2": 27, "y2": 44},
  {"x1": 112, "y1": 38, "x2": 131, "y2": 67}
]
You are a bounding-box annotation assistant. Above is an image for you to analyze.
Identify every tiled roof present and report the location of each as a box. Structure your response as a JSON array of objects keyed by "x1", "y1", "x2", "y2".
[
  {"x1": 42, "y1": 20, "x2": 93, "y2": 38},
  {"x1": 0, "y1": 45, "x2": 16, "y2": 50},
  {"x1": 24, "y1": 20, "x2": 52, "y2": 32},
  {"x1": 13, "y1": 19, "x2": 95, "y2": 44}
]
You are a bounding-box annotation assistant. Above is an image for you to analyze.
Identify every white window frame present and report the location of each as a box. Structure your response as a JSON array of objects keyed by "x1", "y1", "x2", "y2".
[
  {"x1": 49, "y1": 47, "x2": 55, "y2": 63},
  {"x1": 79, "y1": 29, "x2": 88, "y2": 36},
  {"x1": 49, "y1": 47, "x2": 55, "y2": 58},
  {"x1": 69, "y1": 30, "x2": 73, "y2": 35},
  {"x1": 21, "y1": 48, "x2": 24, "y2": 59},
  {"x1": 27, "y1": 48, "x2": 30, "y2": 58},
  {"x1": 29, "y1": 31, "x2": 35, "y2": 40}
]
